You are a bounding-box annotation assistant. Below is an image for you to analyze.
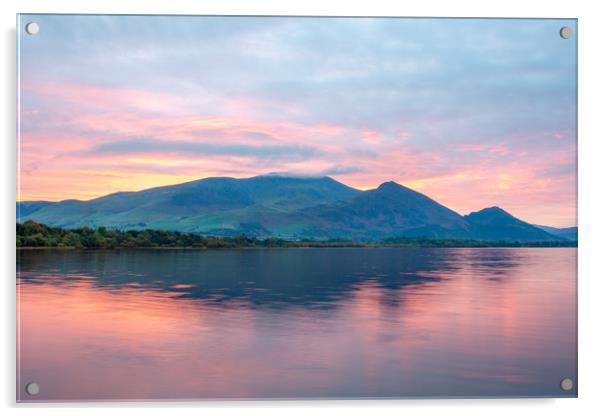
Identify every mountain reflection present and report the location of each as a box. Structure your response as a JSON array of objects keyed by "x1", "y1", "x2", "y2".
[
  {"x1": 14, "y1": 248, "x2": 513, "y2": 309},
  {"x1": 17, "y1": 248, "x2": 576, "y2": 400}
]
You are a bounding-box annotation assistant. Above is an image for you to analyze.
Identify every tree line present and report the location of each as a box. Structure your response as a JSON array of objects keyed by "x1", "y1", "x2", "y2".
[
  {"x1": 16, "y1": 220, "x2": 576, "y2": 249},
  {"x1": 16, "y1": 220, "x2": 363, "y2": 249}
]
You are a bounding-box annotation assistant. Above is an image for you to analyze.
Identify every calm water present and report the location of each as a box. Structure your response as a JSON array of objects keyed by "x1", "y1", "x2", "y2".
[{"x1": 17, "y1": 248, "x2": 577, "y2": 401}]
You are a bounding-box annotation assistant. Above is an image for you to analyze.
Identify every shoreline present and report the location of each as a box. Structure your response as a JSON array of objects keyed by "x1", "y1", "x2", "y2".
[
  {"x1": 16, "y1": 220, "x2": 578, "y2": 250},
  {"x1": 16, "y1": 243, "x2": 578, "y2": 250}
]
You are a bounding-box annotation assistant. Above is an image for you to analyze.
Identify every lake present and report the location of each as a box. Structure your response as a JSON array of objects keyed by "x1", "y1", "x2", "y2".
[{"x1": 16, "y1": 248, "x2": 577, "y2": 401}]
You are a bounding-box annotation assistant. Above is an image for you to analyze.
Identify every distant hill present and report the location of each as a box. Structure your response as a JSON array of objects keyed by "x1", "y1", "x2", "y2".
[
  {"x1": 17, "y1": 175, "x2": 569, "y2": 242},
  {"x1": 534, "y1": 225, "x2": 578, "y2": 241},
  {"x1": 464, "y1": 207, "x2": 561, "y2": 242}
]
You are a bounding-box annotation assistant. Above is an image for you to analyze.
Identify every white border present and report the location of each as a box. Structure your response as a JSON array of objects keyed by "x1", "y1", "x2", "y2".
[{"x1": 3, "y1": 1, "x2": 602, "y2": 415}]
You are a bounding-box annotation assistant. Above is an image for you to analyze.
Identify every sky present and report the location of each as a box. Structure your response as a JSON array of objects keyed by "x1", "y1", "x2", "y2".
[{"x1": 18, "y1": 15, "x2": 577, "y2": 227}]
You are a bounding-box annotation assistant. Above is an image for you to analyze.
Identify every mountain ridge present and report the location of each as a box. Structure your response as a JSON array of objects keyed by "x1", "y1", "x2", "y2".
[
  {"x1": 17, "y1": 175, "x2": 572, "y2": 242},
  {"x1": 534, "y1": 224, "x2": 577, "y2": 241}
]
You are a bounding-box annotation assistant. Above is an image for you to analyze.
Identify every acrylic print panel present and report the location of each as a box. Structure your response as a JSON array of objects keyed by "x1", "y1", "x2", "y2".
[{"x1": 16, "y1": 15, "x2": 577, "y2": 401}]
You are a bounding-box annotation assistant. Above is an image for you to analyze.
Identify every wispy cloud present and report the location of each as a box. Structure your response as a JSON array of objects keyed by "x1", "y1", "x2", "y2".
[{"x1": 91, "y1": 138, "x2": 317, "y2": 161}]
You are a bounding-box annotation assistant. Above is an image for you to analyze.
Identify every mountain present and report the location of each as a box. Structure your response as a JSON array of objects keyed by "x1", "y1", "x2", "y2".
[
  {"x1": 534, "y1": 225, "x2": 578, "y2": 241},
  {"x1": 18, "y1": 175, "x2": 359, "y2": 236},
  {"x1": 302, "y1": 181, "x2": 472, "y2": 239},
  {"x1": 465, "y1": 207, "x2": 561, "y2": 241},
  {"x1": 18, "y1": 175, "x2": 567, "y2": 242}
]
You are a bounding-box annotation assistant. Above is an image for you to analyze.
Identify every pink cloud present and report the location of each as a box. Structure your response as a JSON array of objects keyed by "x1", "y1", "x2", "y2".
[{"x1": 18, "y1": 80, "x2": 576, "y2": 227}]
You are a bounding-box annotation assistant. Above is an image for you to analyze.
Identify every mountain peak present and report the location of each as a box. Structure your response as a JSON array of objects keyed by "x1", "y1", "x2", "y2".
[
  {"x1": 470, "y1": 206, "x2": 509, "y2": 216},
  {"x1": 465, "y1": 207, "x2": 514, "y2": 224},
  {"x1": 464, "y1": 206, "x2": 561, "y2": 241},
  {"x1": 377, "y1": 181, "x2": 403, "y2": 190}
]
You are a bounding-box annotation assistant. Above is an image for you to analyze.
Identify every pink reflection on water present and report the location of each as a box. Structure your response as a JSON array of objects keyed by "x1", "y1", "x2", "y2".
[{"x1": 17, "y1": 248, "x2": 576, "y2": 400}]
